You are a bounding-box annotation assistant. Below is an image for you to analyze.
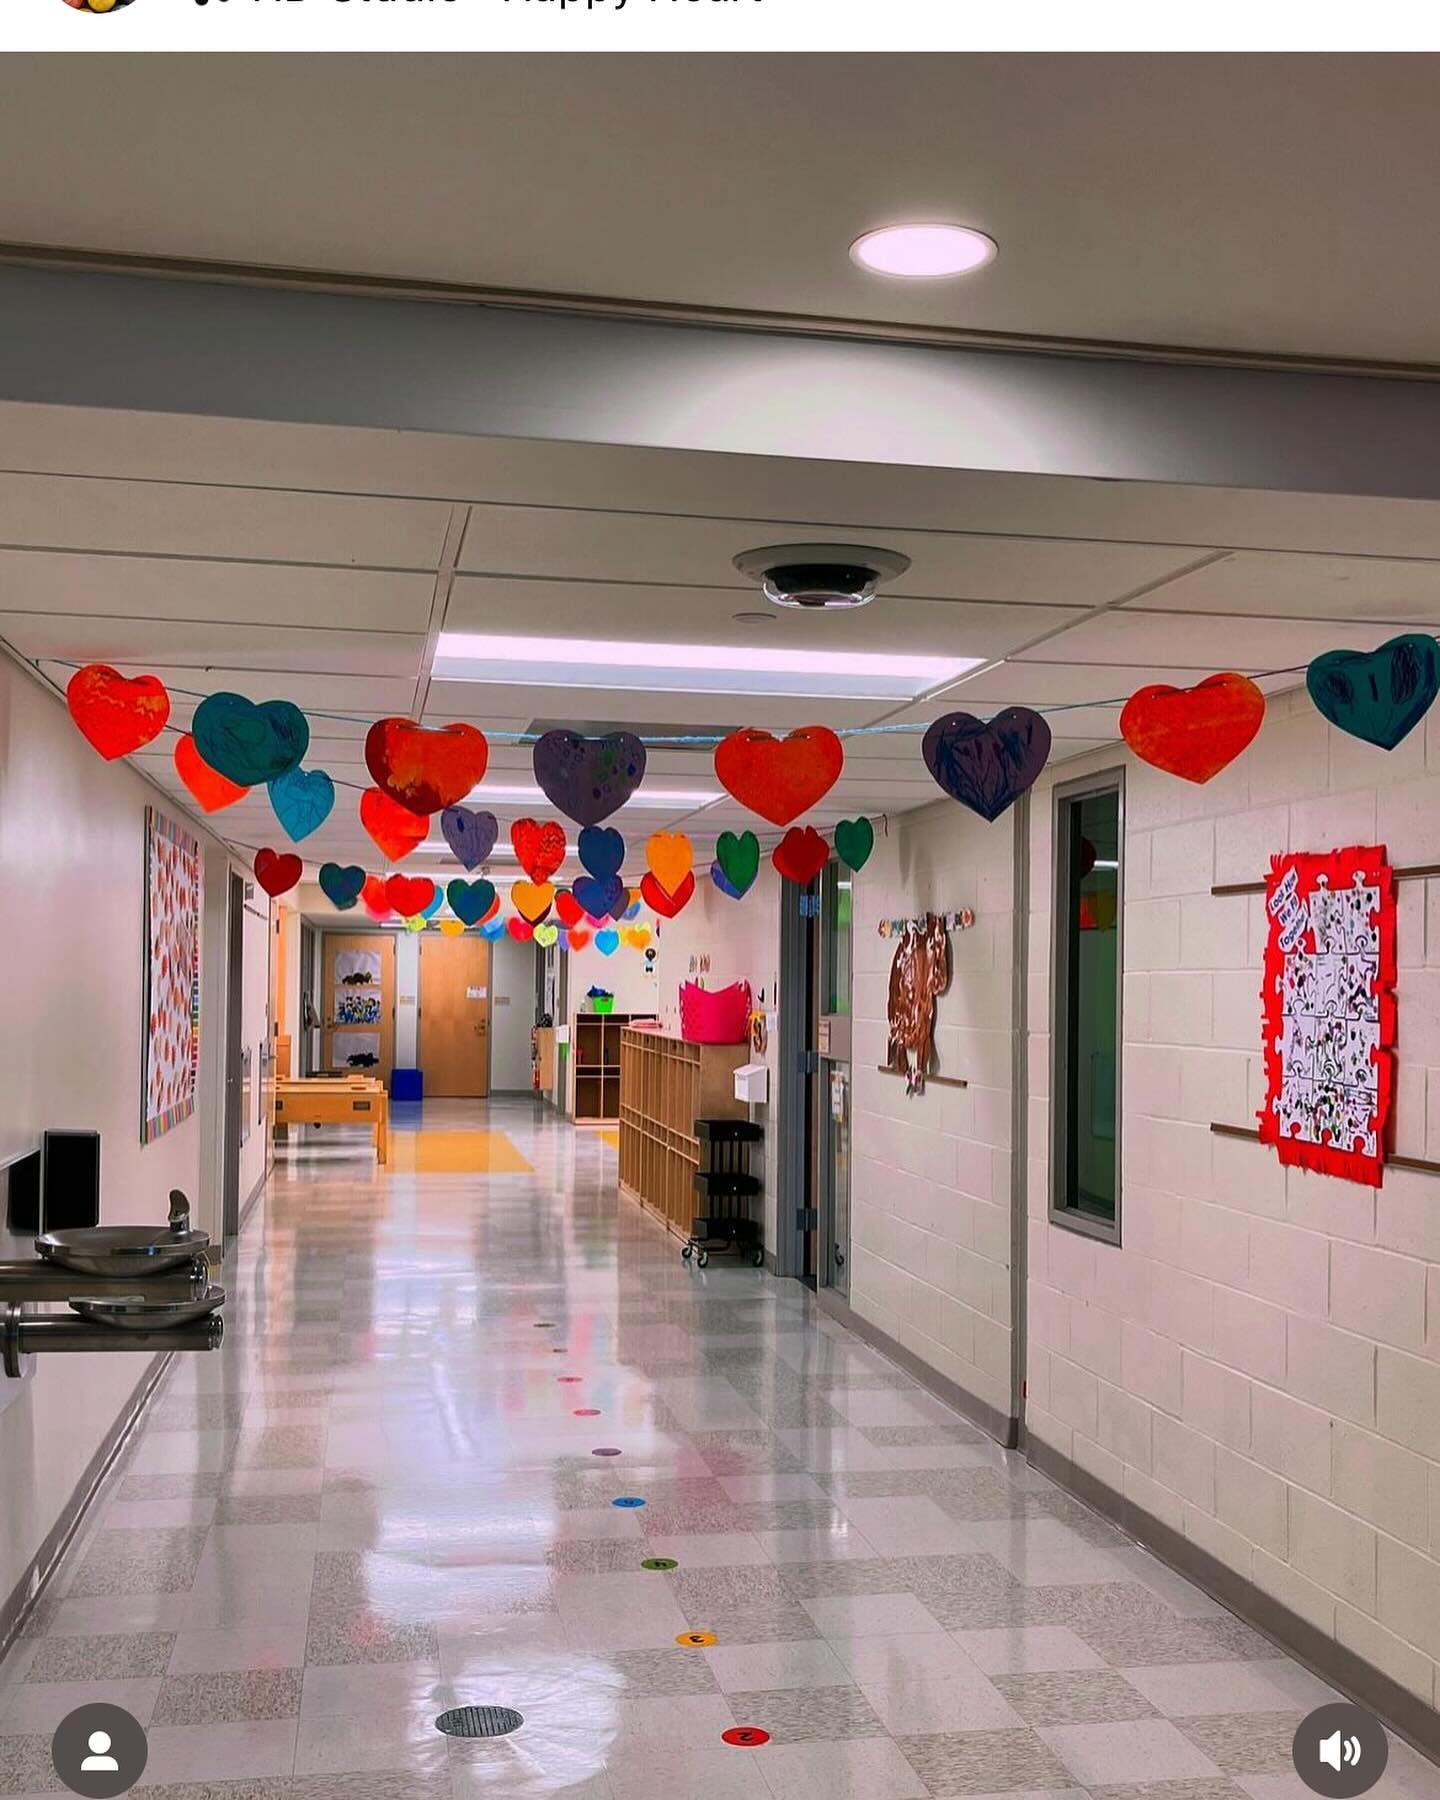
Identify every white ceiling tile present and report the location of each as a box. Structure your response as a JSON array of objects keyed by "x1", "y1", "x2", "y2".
[
  {"x1": 0, "y1": 475, "x2": 452, "y2": 569},
  {"x1": 4, "y1": 616, "x2": 425, "y2": 680},
  {"x1": 0, "y1": 549, "x2": 437, "y2": 631},
  {"x1": 1020, "y1": 610, "x2": 1398, "y2": 670},
  {"x1": 1138, "y1": 550, "x2": 1440, "y2": 620},
  {"x1": 422, "y1": 679, "x2": 883, "y2": 732}
]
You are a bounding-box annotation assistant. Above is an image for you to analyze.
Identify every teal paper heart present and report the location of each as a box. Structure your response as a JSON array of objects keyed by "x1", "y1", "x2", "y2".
[
  {"x1": 267, "y1": 766, "x2": 334, "y2": 842},
  {"x1": 447, "y1": 878, "x2": 497, "y2": 927},
  {"x1": 194, "y1": 692, "x2": 309, "y2": 786},
  {"x1": 1306, "y1": 633, "x2": 1439, "y2": 750},
  {"x1": 834, "y1": 817, "x2": 875, "y2": 873},
  {"x1": 318, "y1": 863, "x2": 365, "y2": 909}
]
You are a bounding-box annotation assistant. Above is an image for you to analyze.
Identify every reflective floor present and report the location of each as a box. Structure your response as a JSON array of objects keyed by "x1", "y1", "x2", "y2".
[{"x1": 2, "y1": 1098, "x2": 1438, "y2": 1798}]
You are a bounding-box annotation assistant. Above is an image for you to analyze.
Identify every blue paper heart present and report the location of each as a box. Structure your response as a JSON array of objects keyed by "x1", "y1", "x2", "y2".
[
  {"x1": 479, "y1": 919, "x2": 506, "y2": 942},
  {"x1": 922, "y1": 707, "x2": 1052, "y2": 823},
  {"x1": 595, "y1": 928, "x2": 620, "y2": 956},
  {"x1": 441, "y1": 805, "x2": 499, "y2": 870},
  {"x1": 578, "y1": 826, "x2": 625, "y2": 880},
  {"x1": 710, "y1": 861, "x2": 744, "y2": 900},
  {"x1": 194, "y1": 692, "x2": 309, "y2": 787},
  {"x1": 574, "y1": 873, "x2": 627, "y2": 921},
  {"x1": 534, "y1": 730, "x2": 647, "y2": 827},
  {"x1": 623, "y1": 899, "x2": 641, "y2": 920},
  {"x1": 420, "y1": 889, "x2": 444, "y2": 919},
  {"x1": 447, "y1": 878, "x2": 497, "y2": 927},
  {"x1": 318, "y1": 863, "x2": 365, "y2": 909},
  {"x1": 267, "y1": 766, "x2": 334, "y2": 842},
  {"x1": 1306, "y1": 633, "x2": 1439, "y2": 751}
]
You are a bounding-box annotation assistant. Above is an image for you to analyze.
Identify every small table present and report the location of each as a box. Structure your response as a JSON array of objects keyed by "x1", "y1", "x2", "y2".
[{"x1": 273, "y1": 1078, "x2": 389, "y2": 1164}]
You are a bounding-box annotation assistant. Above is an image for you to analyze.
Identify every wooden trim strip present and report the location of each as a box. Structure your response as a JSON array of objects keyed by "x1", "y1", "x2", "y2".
[
  {"x1": 874, "y1": 1066, "x2": 968, "y2": 1089},
  {"x1": 1212, "y1": 862, "x2": 1440, "y2": 897},
  {"x1": 1211, "y1": 1120, "x2": 1440, "y2": 1177}
]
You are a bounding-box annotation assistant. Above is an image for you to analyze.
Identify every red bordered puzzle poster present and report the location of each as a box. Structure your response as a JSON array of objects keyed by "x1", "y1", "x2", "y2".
[{"x1": 1259, "y1": 845, "x2": 1395, "y2": 1188}]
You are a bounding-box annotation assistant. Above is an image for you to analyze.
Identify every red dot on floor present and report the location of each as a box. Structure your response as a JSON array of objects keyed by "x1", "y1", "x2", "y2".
[
  {"x1": 722, "y1": 1727, "x2": 770, "y2": 1747},
  {"x1": 574, "y1": 1408, "x2": 600, "y2": 1417},
  {"x1": 557, "y1": 1377, "x2": 583, "y2": 1384}
]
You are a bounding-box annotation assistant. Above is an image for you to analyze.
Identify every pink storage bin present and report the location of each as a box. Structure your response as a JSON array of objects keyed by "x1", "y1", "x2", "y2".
[{"x1": 679, "y1": 980, "x2": 751, "y2": 1045}]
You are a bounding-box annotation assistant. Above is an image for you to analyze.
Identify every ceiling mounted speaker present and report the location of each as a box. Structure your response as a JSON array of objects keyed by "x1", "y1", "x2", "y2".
[{"x1": 733, "y1": 542, "x2": 911, "y2": 611}]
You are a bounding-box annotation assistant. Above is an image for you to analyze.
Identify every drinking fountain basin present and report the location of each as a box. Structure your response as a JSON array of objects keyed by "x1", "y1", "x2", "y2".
[{"x1": 68, "y1": 1286, "x2": 225, "y2": 1331}]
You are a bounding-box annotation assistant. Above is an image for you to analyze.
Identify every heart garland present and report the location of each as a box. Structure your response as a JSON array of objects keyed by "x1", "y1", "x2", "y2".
[
  {"x1": 507, "y1": 917, "x2": 536, "y2": 943},
  {"x1": 595, "y1": 928, "x2": 620, "y2": 955},
  {"x1": 511, "y1": 818, "x2": 567, "y2": 884},
  {"x1": 360, "y1": 788, "x2": 430, "y2": 862},
  {"x1": 773, "y1": 825, "x2": 830, "y2": 886},
  {"x1": 714, "y1": 726, "x2": 844, "y2": 826},
  {"x1": 318, "y1": 863, "x2": 366, "y2": 910},
  {"x1": 440, "y1": 805, "x2": 499, "y2": 869},
  {"x1": 512, "y1": 880, "x2": 557, "y2": 925},
  {"x1": 922, "y1": 708, "x2": 1052, "y2": 823},
  {"x1": 66, "y1": 665, "x2": 171, "y2": 761},
  {"x1": 834, "y1": 818, "x2": 875, "y2": 873},
  {"x1": 385, "y1": 874, "x2": 436, "y2": 919},
  {"x1": 1306, "y1": 633, "x2": 1440, "y2": 751},
  {"x1": 533, "y1": 729, "x2": 647, "y2": 826},
  {"x1": 1120, "y1": 673, "x2": 1266, "y2": 784},
  {"x1": 447, "y1": 879, "x2": 498, "y2": 927},
  {"x1": 174, "y1": 733, "x2": 248, "y2": 813},
  {"x1": 534, "y1": 922, "x2": 560, "y2": 948},
  {"x1": 577, "y1": 825, "x2": 626, "y2": 880},
  {"x1": 268, "y1": 766, "x2": 335, "y2": 842},
  {"x1": 193, "y1": 692, "x2": 308, "y2": 787},
  {"x1": 361, "y1": 876, "x2": 393, "y2": 920},
  {"x1": 438, "y1": 918, "x2": 467, "y2": 938},
  {"x1": 645, "y1": 831, "x2": 693, "y2": 895},
  {"x1": 253, "y1": 848, "x2": 303, "y2": 898},
  {"x1": 365, "y1": 719, "x2": 489, "y2": 815},
  {"x1": 640, "y1": 870, "x2": 695, "y2": 917},
  {"x1": 714, "y1": 830, "x2": 760, "y2": 897},
  {"x1": 574, "y1": 873, "x2": 627, "y2": 921}
]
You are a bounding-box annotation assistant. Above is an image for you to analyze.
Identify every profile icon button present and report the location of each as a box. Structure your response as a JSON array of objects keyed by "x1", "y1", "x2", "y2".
[{"x1": 51, "y1": 1704, "x2": 147, "y2": 1797}]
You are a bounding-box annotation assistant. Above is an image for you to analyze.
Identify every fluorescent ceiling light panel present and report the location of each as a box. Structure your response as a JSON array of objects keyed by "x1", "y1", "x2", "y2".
[
  {"x1": 434, "y1": 633, "x2": 979, "y2": 701},
  {"x1": 473, "y1": 782, "x2": 720, "y2": 808}
]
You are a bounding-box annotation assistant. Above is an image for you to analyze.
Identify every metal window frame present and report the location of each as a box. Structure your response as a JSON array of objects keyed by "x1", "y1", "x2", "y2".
[{"x1": 1049, "y1": 767, "x2": 1125, "y2": 1247}]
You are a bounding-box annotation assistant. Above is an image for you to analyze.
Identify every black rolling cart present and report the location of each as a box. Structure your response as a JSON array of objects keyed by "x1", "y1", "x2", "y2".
[{"x1": 683, "y1": 1118, "x2": 764, "y2": 1268}]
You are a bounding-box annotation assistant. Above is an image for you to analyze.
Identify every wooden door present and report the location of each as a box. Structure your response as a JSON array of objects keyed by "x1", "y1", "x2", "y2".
[
  {"x1": 420, "y1": 935, "x2": 491, "y2": 1098},
  {"x1": 322, "y1": 933, "x2": 395, "y2": 1080}
]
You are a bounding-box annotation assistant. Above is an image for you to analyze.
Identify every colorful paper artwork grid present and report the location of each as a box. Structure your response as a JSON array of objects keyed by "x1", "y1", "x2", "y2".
[
  {"x1": 142, "y1": 807, "x2": 203, "y2": 1144},
  {"x1": 1259, "y1": 846, "x2": 1396, "y2": 1188}
]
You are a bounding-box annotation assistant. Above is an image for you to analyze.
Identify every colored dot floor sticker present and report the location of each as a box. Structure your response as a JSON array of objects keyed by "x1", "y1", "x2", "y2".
[
  {"x1": 533, "y1": 1322, "x2": 556, "y2": 1329},
  {"x1": 722, "y1": 1727, "x2": 770, "y2": 1747},
  {"x1": 574, "y1": 1408, "x2": 600, "y2": 1417},
  {"x1": 641, "y1": 1557, "x2": 677, "y2": 1571},
  {"x1": 557, "y1": 1376, "x2": 583, "y2": 1384},
  {"x1": 612, "y1": 1496, "x2": 645, "y2": 1508},
  {"x1": 676, "y1": 1631, "x2": 716, "y2": 1648},
  {"x1": 592, "y1": 1447, "x2": 622, "y2": 1456}
]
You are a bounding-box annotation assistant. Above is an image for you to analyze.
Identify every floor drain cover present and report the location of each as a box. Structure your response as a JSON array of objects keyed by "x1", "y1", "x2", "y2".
[{"x1": 435, "y1": 1706, "x2": 524, "y2": 1739}]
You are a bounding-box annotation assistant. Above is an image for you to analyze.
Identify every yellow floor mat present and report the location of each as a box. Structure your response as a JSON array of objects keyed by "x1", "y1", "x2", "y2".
[
  {"x1": 386, "y1": 1131, "x2": 535, "y2": 1174},
  {"x1": 598, "y1": 1130, "x2": 620, "y2": 1150}
]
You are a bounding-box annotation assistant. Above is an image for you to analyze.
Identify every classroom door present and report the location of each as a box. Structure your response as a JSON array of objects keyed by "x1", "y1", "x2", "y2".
[
  {"x1": 322, "y1": 933, "x2": 395, "y2": 1079},
  {"x1": 420, "y1": 934, "x2": 492, "y2": 1098}
]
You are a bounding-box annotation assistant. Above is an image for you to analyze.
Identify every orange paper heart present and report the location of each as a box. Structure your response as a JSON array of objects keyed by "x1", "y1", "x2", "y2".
[
  {"x1": 624, "y1": 925, "x2": 653, "y2": 949},
  {"x1": 66, "y1": 664, "x2": 171, "y2": 761},
  {"x1": 511, "y1": 880, "x2": 557, "y2": 924},
  {"x1": 646, "y1": 831, "x2": 694, "y2": 895},
  {"x1": 1119, "y1": 672, "x2": 1266, "y2": 784},
  {"x1": 567, "y1": 928, "x2": 592, "y2": 950},
  {"x1": 361, "y1": 876, "x2": 394, "y2": 920},
  {"x1": 714, "y1": 726, "x2": 844, "y2": 827},
  {"x1": 365, "y1": 719, "x2": 489, "y2": 815},
  {"x1": 174, "y1": 733, "x2": 248, "y2": 812},
  {"x1": 438, "y1": 918, "x2": 466, "y2": 938},
  {"x1": 360, "y1": 788, "x2": 429, "y2": 862}
]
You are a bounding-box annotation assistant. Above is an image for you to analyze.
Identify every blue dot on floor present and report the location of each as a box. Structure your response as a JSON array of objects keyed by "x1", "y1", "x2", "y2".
[{"x1": 612, "y1": 1496, "x2": 646, "y2": 1508}]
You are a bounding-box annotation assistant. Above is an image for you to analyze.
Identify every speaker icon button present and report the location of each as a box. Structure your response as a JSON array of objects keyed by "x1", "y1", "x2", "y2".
[{"x1": 1292, "y1": 1703, "x2": 1388, "y2": 1797}]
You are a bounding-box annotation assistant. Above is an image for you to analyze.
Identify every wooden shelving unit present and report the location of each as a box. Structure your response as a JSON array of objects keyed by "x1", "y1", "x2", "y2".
[
  {"x1": 573, "y1": 1012, "x2": 633, "y2": 1124},
  {"x1": 618, "y1": 1028, "x2": 749, "y2": 1237}
]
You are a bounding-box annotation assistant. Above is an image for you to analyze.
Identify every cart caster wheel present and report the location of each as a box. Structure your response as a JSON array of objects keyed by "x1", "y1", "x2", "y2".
[
  {"x1": 697, "y1": 1250, "x2": 710, "y2": 1268},
  {"x1": 752, "y1": 1248, "x2": 765, "y2": 1268},
  {"x1": 681, "y1": 1243, "x2": 693, "y2": 1261}
]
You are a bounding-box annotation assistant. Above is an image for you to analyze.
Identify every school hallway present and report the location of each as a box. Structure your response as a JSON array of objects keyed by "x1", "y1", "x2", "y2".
[{"x1": 3, "y1": 1100, "x2": 1429, "y2": 1800}]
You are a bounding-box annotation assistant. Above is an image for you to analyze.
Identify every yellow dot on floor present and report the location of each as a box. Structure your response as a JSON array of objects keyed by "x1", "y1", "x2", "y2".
[{"x1": 676, "y1": 1631, "x2": 717, "y2": 1648}]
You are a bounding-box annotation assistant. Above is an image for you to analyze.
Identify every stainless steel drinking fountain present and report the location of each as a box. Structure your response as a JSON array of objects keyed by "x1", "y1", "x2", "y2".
[{"x1": 0, "y1": 1190, "x2": 225, "y2": 1377}]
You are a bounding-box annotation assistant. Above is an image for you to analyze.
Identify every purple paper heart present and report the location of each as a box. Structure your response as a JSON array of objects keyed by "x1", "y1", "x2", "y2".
[
  {"x1": 577, "y1": 825, "x2": 625, "y2": 880},
  {"x1": 441, "y1": 806, "x2": 498, "y2": 870},
  {"x1": 534, "y1": 730, "x2": 647, "y2": 828},
  {"x1": 922, "y1": 708, "x2": 1052, "y2": 823},
  {"x1": 574, "y1": 873, "x2": 628, "y2": 921}
]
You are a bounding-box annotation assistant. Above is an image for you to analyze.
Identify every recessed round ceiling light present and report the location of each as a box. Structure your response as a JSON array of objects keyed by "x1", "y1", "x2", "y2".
[{"x1": 850, "y1": 223, "x2": 996, "y2": 280}]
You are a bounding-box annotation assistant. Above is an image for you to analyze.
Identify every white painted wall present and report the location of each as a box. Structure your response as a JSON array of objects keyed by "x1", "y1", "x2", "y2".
[
  {"x1": 0, "y1": 657, "x2": 269, "y2": 1620},
  {"x1": 1024, "y1": 686, "x2": 1440, "y2": 1715},
  {"x1": 489, "y1": 933, "x2": 537, "y2": 1092},
  {"x1": 850, "y1": 803, "x2": 1018, "y2": 1421}
]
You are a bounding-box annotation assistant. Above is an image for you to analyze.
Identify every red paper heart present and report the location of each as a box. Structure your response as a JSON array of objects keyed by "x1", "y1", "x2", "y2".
[
  {"x1": 253, "y1": 848, "x2": 303, "y2": 897},
  {"x1": 361, "y1": 875, "x2": 394, "y2": 919},
  {"x1": 568, "y1": 928, "x2": 592, "y2": 950},
  {"x1": 360, "y1": 788, "x2": 430, "y2": 862},
  {"x1": 773, "y1": 825, "x2": 830, "y2": 886},
  {"x1": 507, "y1": 916, "x2": 535, "y2": 942},
  {"x1": 174, "y1": 733, "x2": 248, "y2": 812},
  {"x1": 365, "y1": 719, "x2": 489, "y2": 815},
  {"x1": 640, "y1": 870, "x2": 695, "y2": 918},
  {"x1": 714, "y1": 726, "x2": 844, "y2": 827},
  {"x1": 555, "y1": 891, "x2": 584, "y2": 928},
  {"x1": 1120, "y1": 672, "x2": 1266, "y2": 784},
  {"x1": 385, "y1": 874, "x2": 436, "y2": 918},
  {"x1": 66, "y1": 664, "x2": 171, "y2": 760},
  {"x1": 511, "y1": 817, "x2": 567, "y2": 883}
]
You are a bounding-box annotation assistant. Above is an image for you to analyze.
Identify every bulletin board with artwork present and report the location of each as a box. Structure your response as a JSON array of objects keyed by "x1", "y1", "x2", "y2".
[
  {"x1": 1259, "y1": 845, "x2": 1396, "y2": 1188},
  {"x1": 322, "y1": 934, "x2": 395, "y2": 1077},
  {"x1": 142, "y1": 806, "x2": 203, "y2": 1144}
]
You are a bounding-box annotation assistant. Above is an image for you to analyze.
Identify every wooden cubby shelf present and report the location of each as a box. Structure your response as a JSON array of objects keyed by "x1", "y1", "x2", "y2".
[
  {"x1": 573, "y1": 1012, "x2": 635, "y2": 1124},
  {"x1": 618, "y1": 1028, "x2": 750, "y2": 1239}
]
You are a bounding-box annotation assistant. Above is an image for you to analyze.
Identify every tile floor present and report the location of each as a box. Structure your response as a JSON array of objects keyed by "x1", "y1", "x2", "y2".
[{"x1": 1, "y1": 1098, "x2": 1436, "y2": 1799}]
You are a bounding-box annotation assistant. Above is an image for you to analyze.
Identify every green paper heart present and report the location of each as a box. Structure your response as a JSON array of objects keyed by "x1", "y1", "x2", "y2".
[
  {"x1": 404, "y1": 915, "x2": 427, "y2": 933},
  {"x1": 715, "y1": 829, "x2": 760, "y2": 896},
  {"x1": 534, "y1": 922, "x2": 559, "y2": 947},
  {"x1": 835, "y1": 817, "x2": 875, "y2": 873}
]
